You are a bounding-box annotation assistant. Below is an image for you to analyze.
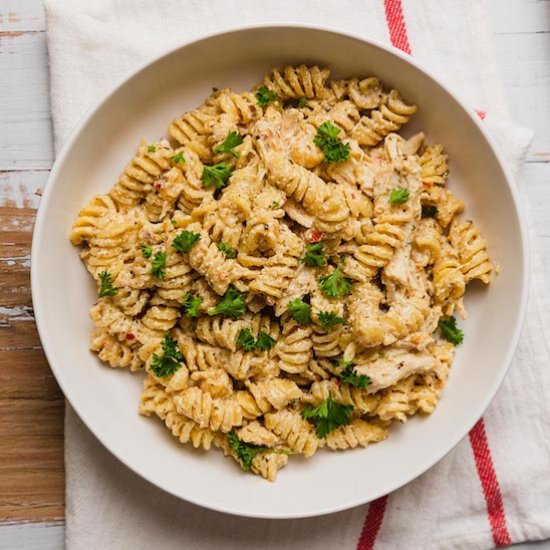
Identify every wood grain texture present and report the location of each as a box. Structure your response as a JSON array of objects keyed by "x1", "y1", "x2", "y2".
[{"x1": 0, "y1": 1, "x2": 549, "y2": 549}]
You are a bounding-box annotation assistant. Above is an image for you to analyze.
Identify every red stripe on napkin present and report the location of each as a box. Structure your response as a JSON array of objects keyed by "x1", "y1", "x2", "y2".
[
  {"x1": 356, "y1": 496, "x2": 388, "y2": 550},
  {"x1": 469, "y1": 420, "x2": 512, "y2": 546},
  {"x1": 383, "y1": 0, "x2": 412, "y2": 54}
]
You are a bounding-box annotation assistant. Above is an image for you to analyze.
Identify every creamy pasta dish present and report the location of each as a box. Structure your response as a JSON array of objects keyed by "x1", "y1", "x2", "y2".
[{"x1": 70, "y1": 66, "x2": 493, "y2": 481}]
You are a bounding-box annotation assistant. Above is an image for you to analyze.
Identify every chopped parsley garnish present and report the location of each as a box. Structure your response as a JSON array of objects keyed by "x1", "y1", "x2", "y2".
[
  {"x1": 182, "y1": 293, "x2": 202, "y2": 317},
  {"x1": 213, "y1": 131, "x2": 243, "y2": 158},
  {"x1": 255, "y1": 86, "x2": 278, "y2": 107},
  {"x1": 140, "y1": 244, "x2": 152, "y2": 259},
  {"x1": 98, "y1": 271, "x2": 117, "y2": 297},
  {"x1": 236, "y1": 328, "x2": 256, "y2": 351},
  {"x1": 150, "y1": 334, "x2": 184, "y2": 377},
  {"x1": 236, "y1": 328, "x2": 276, "y2": 352},
  {"x1": 150, "y1": 251, "x2": 166, "y2": 279},
  {"x1": 298, "y1": 97, "x2": 309, "y2": 108},
  {"x1": 207, "y1": 286, "x2": 246, "y2": 319},
  {"x1": 287, "y1": 298, "x2": 312, "y2": 325},
  {"x1": 302, "y1": 394, "x2": 353, "y2": 438},
  {"x1": 270, "y1": 201, "x2": 280, "y2": 210},
  {"x1": 421, "y1": 205, "x2": 439, "y2": 218},
  {"x1": 389, "y1": 188, "x2": 409, "y2": 205},
  {"x1": 201, "y1": 163, "x2": 233, "y2": 189},
  {"x1": 302, "y1": 242, "x2": 327, "y2": 267},
  {"x1": 227, "y1": 432, "x2": 290, "y2": 471},
  {"x1": 317, "y1": 311, "x2": 346, "y2": 330},
  {"x1": 340, "y1": 364, "x2": 371, "y2": 388},
  {"x1": 313, "y1": 121, "x2": 350, "y2": 164},
  {"x1": 171, "y1": 151, "x2": 185, "y2": 164},
  {"x1": 318, "y1": 267, "x2": 353, "y2": 299},
  {"x1": 439, "y1": 316, "x2": 464, "y2": 345},
  {"x1": 255, "y1": 331, "x2": 276, "y2": 351},
  {"x1": 147, "y1": 145, "x2": 156, "y2": 153},
  {"x1": 172, "y1": 230, "x2": 201, "y2": 253},
  {"x1": 216, "y1": 242, "x2": 237, "y2": 259}
]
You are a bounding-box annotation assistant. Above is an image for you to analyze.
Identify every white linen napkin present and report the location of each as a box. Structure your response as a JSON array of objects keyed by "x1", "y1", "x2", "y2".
[{"x1": 42, "y1": 1, "x2": 550, "y2": 548}]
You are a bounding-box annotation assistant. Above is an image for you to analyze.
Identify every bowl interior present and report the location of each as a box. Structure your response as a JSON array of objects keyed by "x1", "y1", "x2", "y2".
[{"x1": 32, "y1": 26, "x2": 526, "y2": 518}]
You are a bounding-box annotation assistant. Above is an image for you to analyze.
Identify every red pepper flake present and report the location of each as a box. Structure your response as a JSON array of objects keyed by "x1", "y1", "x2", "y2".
[
  {"x1": 422, "y1": 181, "x2": 433, "y2": 187},
  {"x1": 154, "y1": 182, "x2": 162, "y2": 190},
  {"x1": 126, "y1": 332, "x2": 135, "y2": 341},
  {"x1": 335, "y1": 379, "x2": 341, "y2": 387},
  {"x1": 307, "y1": 230, "x2": 323, "y2": 243}
]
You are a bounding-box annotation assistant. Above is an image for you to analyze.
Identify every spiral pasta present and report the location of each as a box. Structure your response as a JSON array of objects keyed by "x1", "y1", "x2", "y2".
[{"x1": 71, "y1": 66, "x2": 494, "y2": 481}]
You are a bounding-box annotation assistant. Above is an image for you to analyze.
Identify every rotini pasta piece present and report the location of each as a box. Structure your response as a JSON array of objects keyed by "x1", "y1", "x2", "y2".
[
  {"x1": 237, "y1": 421, "x2": 279, "y2": 447},
  {"x1": 246, "y1": 378, "x2": 303, "y2": 411},
  {"x1": 449, "y1": 219, "x2": 493, "y2": 284},
  {"x1": 419, "y1": 144, "x2": 449, "y2": 185},
  {"x1": 412, "y1": 218, "x2": 442, "y2": 266},
  {"x1": 264, "y1": 409, "x2": 318, "y2": 456},
  {"x1": 140, "y1": 378, "x2": 217, "y2": 450},
  {"x1": 374, "y1": 375, "x2": 417, "y2": 422},
  {"x1": 112, "y1": 287, "x2": 149, "y2": 317},
  {"x1": 70, "y1": 194, "x2": 118, "y2": 245},
  {"x1": 351, "y1": 90, "x2": 417, "y2": 146},
  {"x1": 185, "y1": 222, "x2": 246, "y2": 295},
  {"x1": 251, "y1": 452, "x2": 289, "y2": 482},
  {"x1": 154, "y1": 246, "x2": 197, "y2": 305},
  {"x1": 215, "y1": 90, "x2": 263, "y2": 124},
  {"x1": 173, "y1": 386, "x2": 243, "y2": 433},
  {"x1": 140, "y1": 305, "x2": 180, "y2": 339},
  {"x1": 90, "y1": 327, "x2": 143, "y2": 371},
  {"x1": 276, "y1": 313, "x2": 313, "y2": 374},
  {"x1": 191, "y1": 368, "x2": 233, "y2": 399},
  {"x1": 325, "y1": 419, "x2": 388, "y2": 450},
  {"x1": 310, "y1": 288, "x2": 346, "y2": 358},
  {"x1": 110, "y1": 140, "x2": 174, "y2": 208},
  {"x1": 262, "y1": 65, "x2": 330, "y2": 100},
  {"x1": 422, "y1": 185, "x2": 464, "y2": 228},
  {"x1": 176, "y1": 148, "x2": 212, "y2": 213},
  {"x1": 273, "y1": 264, "x2": 317, "y2": 316},
  {"x1": 90, "y1": 299, "x2": 137, "y2": 338},
  {"x1": 314, "y1": 183, "x2": 350, "y2": 236},
  {"x1": 347, "y1": 77, "x2": 384, "y2": 110},
  {"x1": 432, "y1": 239, "x2": 466, "y2": 314}
]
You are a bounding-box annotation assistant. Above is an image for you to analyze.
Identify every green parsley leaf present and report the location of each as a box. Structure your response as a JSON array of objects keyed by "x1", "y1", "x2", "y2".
[
  {"x1": 336, "y1": 356, "x2": 354, "y2": 370},
  {"x1": 207, "y1": 286, "x2": 246, "y2": 319},
  {"x1": 421, "y1": 204, "x2": 439, "y2": 218},
  {"x1": 172, "y1": 230, "x2": 201, "y2": 253},
  {"x1": 150, "y1": 334, "x2": 184, "y2": 377},
  {"x1": 255, "y1": 331, "x2": 276, "y2": 352},
  {"x1": 151, "y1": 251, "x2": 166, "y2": 280},
  {"x1": 236, "y1": 328, "x2": 257, "y2": 351},
  {"x1": 213, "y1": 131, "x2": 243, "y2": 158},
  {"x1": 317, "y1": 311, "x2": 346, "y2": 330},
  {"x1": 340, "y1": 365, "x2": 371, "y2": 388},
  {"x1": 147, "y1": 145, "x2": 156, "y2": 152},
  {"x1": 389, "y1": 188, "x2": 409, "y2": 205},
  {"x1": 438, "y1": 316, "x2": 464, "y2": 345},
  {"x1": 313, "y1": 121, "x2": 350, "y2": 164},
  {"x1": 227, "y1": 432, "x2": 290, "y2": 471},
  {"x1": 298, "y1": 97, "x2": 309, "y2": 108},
  {"x1": 255, "y1": 86, "x2": 278, "y2": 107},
  {"x1": 216, "y1": 242, "x2": 237, "y2": 259},
  {"x1": 140, "y1": 244, "x2": 152, "y2": 259},
  {"x1": 236, "y1": 328, "x2": 276, "y2": 352},
  {"x1": 182, "y1": 293, "x2": 202, "y2": 317},
  {"x1": 302, "y1": 394, "x2": 353, "y2": 438},
  {"x1": 171, "y1": 151, "x2": 185, "y2": 164},
  {"x1": 201, "y1": 163, "x2": 233, "y2": 189},
  {"x1": 287, "y1": 298, "x2": 312, "y2": 325},
  {"x1": 302, "y1": 242, "x2": 327, "y2": 267},
  {"x1": 270, "y1": 201, "x2": 280, "y2": 210},
  {"x1": 318, "y1": 267, "x2": 353, "y2": 299},
  {"x1": 98, "y1": 271, "x2": 118, "y2": 297}
]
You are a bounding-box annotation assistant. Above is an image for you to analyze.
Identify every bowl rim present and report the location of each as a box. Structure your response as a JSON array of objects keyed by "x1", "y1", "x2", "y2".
[{"x1": 31, "y1": 22, "x2": 530, "y2": 519}]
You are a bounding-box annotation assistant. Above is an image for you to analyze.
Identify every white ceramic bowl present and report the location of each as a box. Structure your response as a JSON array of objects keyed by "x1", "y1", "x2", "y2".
[{"x1": 31, "y1": 25, "x2": 528, "y2": 519}]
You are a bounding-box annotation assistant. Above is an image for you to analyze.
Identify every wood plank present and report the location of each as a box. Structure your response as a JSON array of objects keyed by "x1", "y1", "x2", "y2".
[
  {"x1": 0, "y1": 31, "x2": 53, "y2": 170},
  {"x1": 0, "y1": 0, "x2": 44, "y2": 32}
]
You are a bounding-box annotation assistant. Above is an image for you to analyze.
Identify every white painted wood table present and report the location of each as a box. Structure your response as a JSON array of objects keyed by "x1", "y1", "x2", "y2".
[{"x1": 0, "y1": 0, "x2": 549, "y2": 548}]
